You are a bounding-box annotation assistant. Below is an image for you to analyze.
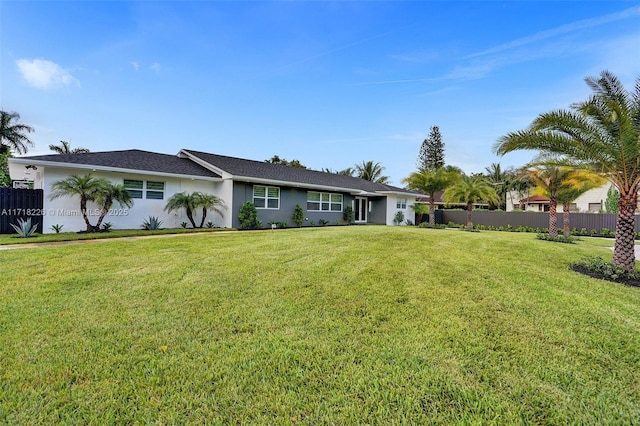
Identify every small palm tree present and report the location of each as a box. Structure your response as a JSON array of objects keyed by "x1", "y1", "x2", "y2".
[
  {"x1": 555, "y1": 170, "x2": 606, "y2": 236},
  {"x1": 194, "y1": 192, "x2": 226, "y2": 228},
  {"x1": 494, "y1": 71, "x2": 640, "y2": 271},
  {"x1": 403, "y1": 167, "x2": 460, "y2": 225},
  {"x1": 0, "y1": 111, "x2": 34, "y2": 155},
  {"x1": 165, "y1": 192, "x2": 198, "y2": 228},
  {"x1": 49, "y1": 174, "x2": 110, "y2": 232},
  {"x1": 355, "y1": 161, "x2": 389, "y2": 184},
  {"x1": 49, "y1": 140, "x2": 90, "y2": 154},
  {"x1": 442, "y1": 176, "x2": 499, "y2": 230},
  {"x1": 94, "y1": 184, "x2": 133, "y2": 229}
]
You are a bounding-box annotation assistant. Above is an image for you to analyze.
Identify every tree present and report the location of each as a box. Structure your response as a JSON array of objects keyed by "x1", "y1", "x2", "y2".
[
  {"x1": 403, "y1": 167, "x2": 460, "y2": 225},
  {"x1": 165, "y1": 192, "x2": 198, "y2": 228},
  {"x1": 238, "y1": 201, "x2": 260, "y2": 229},
  {"x1": 265, "y1": 155, "x2": 307, "y2": 169},
  {"x1": 484, "y1": 163, "x2": 517, "y2": 210},
  {"x1": 494, "y1": 71, "x2": 640, "y2": 271},
  {"x1": 0, "y1": 152, "x2": 10, "y2": 188},
  {"x1": 442, "y1": 176, "x2": 498, "y2": 230},
  {"x1": 410, "y1": 203, "x2": 429, "y2": 225},
  {"x1": 0, "y1": 111, "x2": 34, "y2": 155},
  {"x1": 94, "y1": 184, "x2": 134, "y2": 230},
  {"x1": 194, "y1": 192, "x2": 225, "y2": 228},
  {"x1": 49, "y1": 174, "x2": 111, "y2": 232},
  {"x1": 555, "y1": 170, "x2": 606, "y2": 236},
  {"x1": 292, "y1": 204, "x2": 305, "y2": 227},
  {"x1": 417, "y1": 125, "x2": 445, "y2": 171},
  {"x1": 355, "y1": 160, "x2": 389, "y2": 184},
  {"x1": 49, "y1": 140, "x2": 90, "y2": 154},
  {"x1": 605, "y1": 186, "x2": 619, "y2": 214}
]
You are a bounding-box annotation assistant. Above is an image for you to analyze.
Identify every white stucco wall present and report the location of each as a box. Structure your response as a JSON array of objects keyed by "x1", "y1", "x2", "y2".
[
  {"x1": 33, "y1": 167, "x2": 224, "y2": 233},
  {"x1": 506, "y1": 184, "x2": 615, "y2": 213},
  {"x1": 385, "y1": 196, "x2": 416, "y2": 226}
]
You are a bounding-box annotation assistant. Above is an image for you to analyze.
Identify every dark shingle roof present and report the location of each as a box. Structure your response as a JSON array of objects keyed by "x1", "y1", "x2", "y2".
[
  {"x1": 183, "y1": 149, "x2": 415, "y2": 195},
  {"x1": 20, "y1": 149, "x2": 220, "y2": 179}
]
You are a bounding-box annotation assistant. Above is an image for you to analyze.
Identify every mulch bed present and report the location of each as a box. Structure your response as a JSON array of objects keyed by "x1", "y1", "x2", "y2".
[{"x1": 571, "y1": 264, "x2": 640, "y2": 288}]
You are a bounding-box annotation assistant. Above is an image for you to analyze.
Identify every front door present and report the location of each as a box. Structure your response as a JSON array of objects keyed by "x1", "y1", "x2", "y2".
[{"x1": 354, "y1": 197, "x2": 368, "y2": 223}]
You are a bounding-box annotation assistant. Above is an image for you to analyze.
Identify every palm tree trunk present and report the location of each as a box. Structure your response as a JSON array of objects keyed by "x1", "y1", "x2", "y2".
[
  {"x1": 199, "y1": 207, "x2": 207, "y2": 228},
  {"x1": 548, "y1": 195, "x2": 558, "y2": 237},
  {"x1": 95, "y1": 199, "x2": 112, "y2": 230},
  {"x1": 80, "y1": 196, "x2": 93, "y2": 232},
  {"x1": 429, "y1": 197, "x2": 436, "y2": 225},
  {"x1": 614, "y1": 190, "x2": 637, "y2": 272},
  {"x1": 186, "y1": 208, "x2": 197, "y2": 229},
  {"x1": 466, "y1": 203, "x2": 472, "y2": 231},
  {"x1": 563, "y1": 201, "x2": 570, "y2": 237}
]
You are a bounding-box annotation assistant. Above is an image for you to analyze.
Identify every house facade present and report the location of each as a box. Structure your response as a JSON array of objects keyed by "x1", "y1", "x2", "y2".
[
  {"x1": 8, "y1": 149, "x2": 418, "y2": 232},
  {"x1": 506, "y1": 184, "x2": 614, "y2": 213}
]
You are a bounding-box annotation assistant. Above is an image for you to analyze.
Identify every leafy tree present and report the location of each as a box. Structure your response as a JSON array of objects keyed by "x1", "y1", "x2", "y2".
[
  {"x1": 239, "y1": 201, "x2": 260, "y2": 229},
  {"x1": 0, "y1": 151, "x2": 10, "y2": 188},
  {"x1": 483, "y1": 163, "x2": 517, "y2": 210},
  {"x1": 0, "y1": 111, "x2": 34, "y2": 155},
  {"x1": 417, "y1": 125, "x2": 445, "y2": 171},
  {"x1": 410, "y1": 203, "x2": 429, "y2": 225},
  {"x1": 94, "y1": 184, "x2": 134, "y2": 230},
  {"x1": 265, "y1": 155, "x2": 307, "y2": 169},
  {"x1": 355, "y1": 160, "x2": 389, "y2": 184},
  {"x1": 49, "y1": 140, "x2": 90, "y2": 154},
  {"x1": 292, "y1": 204, "x2": 305, "y2": 227},
  {"x1": 165, "y1": 192, "x2": 198, "y2": 228},
  {"x1": 442, "y1": 176, "x2": 498, "y2": 230},
  {"x1": 605, "y1": 186, "x2": 619, "y2": 214},
  {"x1": 403, "y1": 167, "x2": 460, "y2": 225},
  {"x1": 323, "y1": 167, "x2": 355, "y2": 177},
  {"x1": 494, "y1": 71, "x2": 640, "y2": 271},
  {"x1": 343, "y1": 205, "x2": 355, "y2": 224},
  {"x1": 194, "y1": 192, "x2": 226, "y2": 228},
  {"x1": 49, "y1": 174, "x2": 111, "y2": 232}
]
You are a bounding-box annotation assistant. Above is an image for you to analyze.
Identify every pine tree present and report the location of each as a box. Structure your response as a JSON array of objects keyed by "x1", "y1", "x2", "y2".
[{"x1": 417, "y1": 126, "x2": 445, "y2": 171}]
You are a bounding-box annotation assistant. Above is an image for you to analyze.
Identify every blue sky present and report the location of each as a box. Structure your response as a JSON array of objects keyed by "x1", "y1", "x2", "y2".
[{"x1": 2, "y1": 1, "x2": 639, "y2": 185}]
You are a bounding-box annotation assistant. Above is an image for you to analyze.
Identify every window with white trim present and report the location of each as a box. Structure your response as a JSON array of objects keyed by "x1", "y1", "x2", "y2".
[
  {"x1": 254, "y1": 185, "x2": 280, "y2": 209},
  {"x1": 307, "y1": 191, "x2": 343, "y2": 211},
  {"x1": 123, "y1": 179, "x2": 165, "y2": 200},
  {"x1": 396, "y1": 198, "x2": 407, "y2": 209}
]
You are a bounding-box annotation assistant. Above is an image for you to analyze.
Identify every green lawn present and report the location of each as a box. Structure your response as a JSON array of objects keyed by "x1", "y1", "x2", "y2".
[{"x1": 0, "y1": 227, "x2": 638, "y2": 424}]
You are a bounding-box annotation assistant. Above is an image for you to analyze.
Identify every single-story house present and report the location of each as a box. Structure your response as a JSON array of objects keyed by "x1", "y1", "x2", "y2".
[
  {"x1": 506, "y1": 185, "x2": 614, "y2": 213},
  {"x1": 8, "y1": 149, "x2": 420, "y2": 232}
]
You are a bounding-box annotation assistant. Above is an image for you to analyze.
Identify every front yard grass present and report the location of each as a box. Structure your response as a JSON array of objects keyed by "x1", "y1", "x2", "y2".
[{"x1": 0, "y1": 227, "x2": 638, "y2": 424}]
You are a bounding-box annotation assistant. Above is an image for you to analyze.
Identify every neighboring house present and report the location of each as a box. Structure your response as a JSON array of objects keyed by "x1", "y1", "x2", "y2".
[
  {"x1": 8, "y1": 149, "x2": 419, "y2": 232},
  {"x1": 506, "y1": 184, "x2": 613, "y2": 212}
]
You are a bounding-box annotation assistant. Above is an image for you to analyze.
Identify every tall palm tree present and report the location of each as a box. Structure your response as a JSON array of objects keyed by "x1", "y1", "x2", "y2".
[
  {"x1": 355, "y1": 161, "x2": 389, "y2": 184},
  {"x1": 494, "y1": 71, "x2": 640, "y2": 271},
  {"x1": 0, "y1": 111, "x2": 34, "y2": 155},
  {"x1": 94, "y1": 184, "x2": 133, "y2": 230},
  {"x1": 194, "y1": 192, "x2": 226, "y2": 228},
  {"x1": 484, "y1": 163, "x2": 517, "y2": 210},
  {"x1": 165, "y1": 192, "x2": 198, "y2": 228},
  {"x1": 555, "y1": 170, "x2": 606, "y2": 237},
  {"x1": 442, "y1": 176, "x2": 499, "y2": 230},
  {"x1": 403, "y1": 167, "x2": 460, "y2": 225},
  {"x1": 49, "y1": 140, "x2": 90, "y2": 154},
  {"x1": 49, "y1": 174, "x2": 110, "y2": 232}
]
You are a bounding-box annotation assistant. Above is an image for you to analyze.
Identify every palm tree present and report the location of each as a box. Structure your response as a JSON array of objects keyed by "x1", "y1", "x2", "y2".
[
  {"x1": 442, "y1": 176, "x2": 499, "y2": 230},
  {"x1": 49, "y1": 140, "x2": 90, "y2": 154},
  {"x1": 194, "y1": 192, "x2": 226, "y2": 228},
  {"x1": 0, "y1": 111, "x2": 34, "y2": 155},
  {"x1": 49, "y1": 174, "x2": 110, "y2": 232},
  {"x1": 94, "y1": 184, "x2": 133, "y2": 230},
  {"x1": 165, "y1": 192, "x2": 198, "y2": 228},
  {"x1": 484, "y1": 163, "x2": 517, "y2": 210},
  {"x1": 494, "y1": 71, "x2": 640, "y2": 271},
  {"x1": 555, "y1": 170, "x2": 606, "y2": 236},
  {"x1": 403, "y1": 167, "x2": 460, "y2": 225},
  {"x1": 355, "y1": 161, "x2": 389, "y2": 184}
]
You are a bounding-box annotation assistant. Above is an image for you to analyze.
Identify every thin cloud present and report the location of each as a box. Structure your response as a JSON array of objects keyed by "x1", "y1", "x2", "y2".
[
  {"x1": 16, "y1": 58, "x2": 78, "y2": 89},
  {"x1": 150, "y1": 63, "x2": 161, "y2": 74},
  {"x1": 468, "y1": 6, "x2": 640, "y2": 58},
  {"x1": 131, "y1": 61, "x2": 140, "y2": 71}
]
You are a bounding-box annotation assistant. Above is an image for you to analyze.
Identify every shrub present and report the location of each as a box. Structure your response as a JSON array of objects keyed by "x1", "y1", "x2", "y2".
[
  {"x1": 102, "y1": 222, "x2": 113, "y2": 232},
  {"x1": 142, "y1": 216, "x2": 163, "y2": 230},
  {"x1": 536, "y1": 233, "x2": 577, "y2": 244},
  {"x1": 50, "y1": 224, "x2": 64, "y2": 234},
  {"x1": 292, "y1": 204, "x2": 305, "y2": 227},
  {"x1": 180, "y1": 221, "x2": 188, "y2": 229},
  {"x1": 343, "y1": 206, "x2": 355, "y2": 224},
  {"x1": 10, "y1": 218, "x2": 38, "y2": 237},
  {"x1": 205, "y1": 221, "x2": 215, "y2": 228},
  {"x1": 572, "y1": 256, "x2": 640, "y2": 283},
  {"x1": 319, "y1": 219, "x2": 329, "y2": 226},
  {"x1": 393, "y1": 211, "x2": 405, "y2": 225},
  {"x1": 419, "y1": 223, "x2": 446, "y2": 229},
  {"x1": 405, "y1": 219, "x2": 415, "y2": 226},
  {"x1": 239, "y1": 202, "x2": 260, "y2": 229}
]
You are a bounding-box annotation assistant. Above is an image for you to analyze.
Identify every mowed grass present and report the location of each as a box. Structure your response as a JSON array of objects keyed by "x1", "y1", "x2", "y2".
[{"x1": 0, "y1": 227, "x2": 638, "y2": 424}]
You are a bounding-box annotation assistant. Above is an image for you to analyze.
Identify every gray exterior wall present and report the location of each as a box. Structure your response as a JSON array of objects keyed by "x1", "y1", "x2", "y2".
[
  {"x1": 232, "y1": 182, "x2": 389, "y2": 228},
  {"x1": 441, "y1": 210, "x2": 640, "y2": 233}
]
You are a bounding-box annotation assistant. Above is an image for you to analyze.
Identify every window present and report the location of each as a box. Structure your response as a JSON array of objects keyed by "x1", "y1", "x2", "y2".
[
  {"x1": 396, "y1": 198, "x2": 407, "y2": 209},
  {"x1": 146, "y1": 181, "x2": 165, "y2": 200},
  {"x1": 588, "y1": 202, "x2": 601, "y2": 212},
  {"x1": 307, "y1": 192, "x2": 343, "y2": 211},
  {"x1": 254, "y1": 185, "x2": 279, "y2": 209},
  {"x1": 124, "y1": 179, "x2": 143, "y2": 199},
  {"x1": 124, "y1": 179, "x2": 164, "y2": 200}
]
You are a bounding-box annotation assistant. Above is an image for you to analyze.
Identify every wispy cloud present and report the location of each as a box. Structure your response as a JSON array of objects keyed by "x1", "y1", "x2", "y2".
[
  {"x1": 468, "y1": 6, "x2": 640, "y2": 58},
  {"x1": 15, "y1": 58, "x2": 78, "y2": 89},
  {"x1": 131, "y1": 61, "x2": 140, "y2": 71},
  {"x1": 150, "y1": 63, "x2": 161, "y2": 74}
]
